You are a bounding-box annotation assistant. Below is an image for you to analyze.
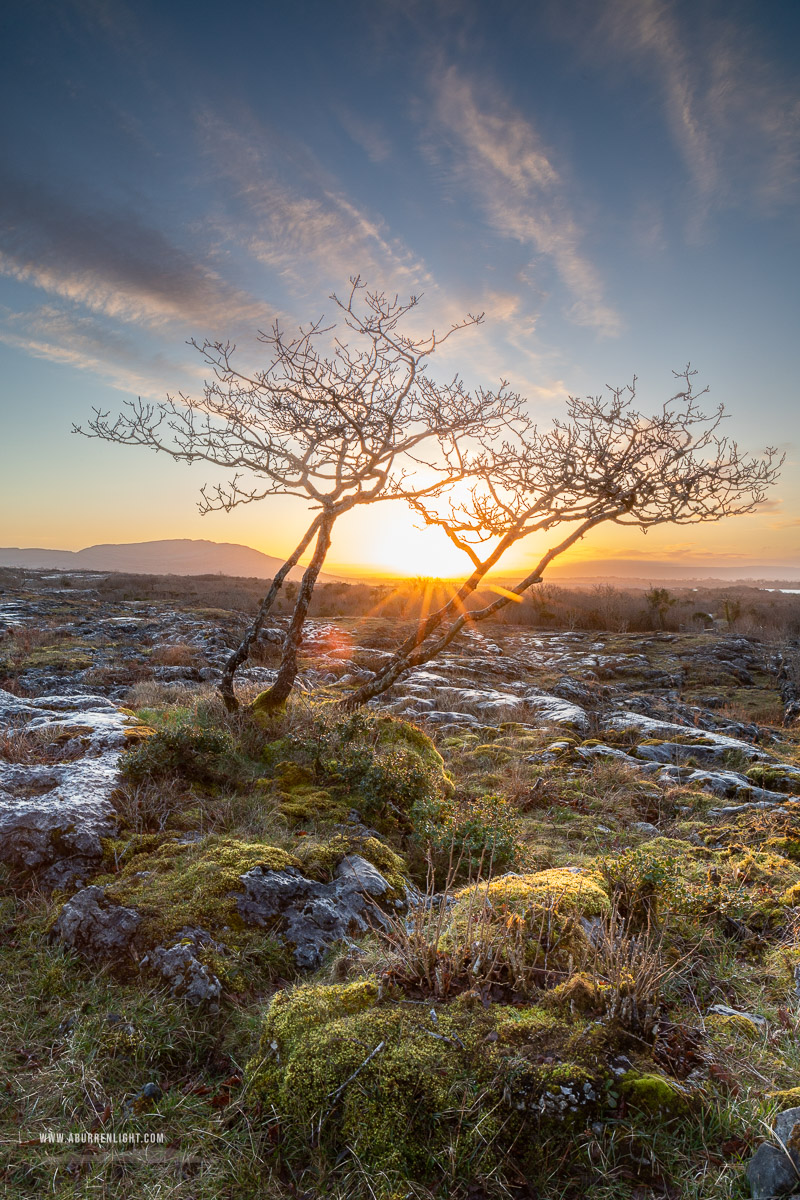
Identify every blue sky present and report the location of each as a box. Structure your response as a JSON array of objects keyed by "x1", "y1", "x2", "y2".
[{"x1": 1, "y1": 0, "x2": 798, "y2": 576}]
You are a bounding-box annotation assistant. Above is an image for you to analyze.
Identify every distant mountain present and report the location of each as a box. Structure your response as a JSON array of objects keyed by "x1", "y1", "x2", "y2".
[
  {"x1": 0, "y1": 539, "x2": 343, "y2": 583},
  {"x1": 545, "y1": 558, "x2": 800, "y2": 585}
]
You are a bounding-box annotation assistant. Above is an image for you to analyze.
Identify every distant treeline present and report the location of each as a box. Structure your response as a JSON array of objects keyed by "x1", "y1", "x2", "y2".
[{"x1": 2, "y1": 567, "x2": 798, "y2": 640}]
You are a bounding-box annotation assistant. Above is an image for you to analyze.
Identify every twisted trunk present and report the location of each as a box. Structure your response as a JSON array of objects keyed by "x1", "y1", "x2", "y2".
[
  {"x1": 218, "y1": 516, "x2": 322, "y2": 712},
  {"x1": 250, "y1": 512, "x2": 335, "y2": 713}
]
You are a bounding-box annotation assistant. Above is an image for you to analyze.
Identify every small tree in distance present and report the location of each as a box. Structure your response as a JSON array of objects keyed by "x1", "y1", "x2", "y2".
[
  {"x1": 343, "y1": 369, "x2": 781, "y2": 708},
  {"x1": 645, "y1": 587, "x2": 677, "y2": 629},
  {"x1": 76, "y1": 279, "x2": 523, "y2": 710}
]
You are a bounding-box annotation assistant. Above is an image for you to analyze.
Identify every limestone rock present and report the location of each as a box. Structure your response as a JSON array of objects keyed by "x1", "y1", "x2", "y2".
[
  {"x1": 53, "y1": 885, "x2": 141, "y2": 956},
  {"x1": 142, "y1": 940, "x2": 222, "y2": 1011},
  {"x1": 235, "y1": 853, "x2": 392, "y2": 970},
  {"x1": 707, "y1": 1004, "x2": 767, "y2": 1030},
  {"x1": 746, "y1": 1108, "x2": 800, "y2": 1197},
  {"x1": 0, "y1": 687, "x2": 144, "y2": 882}
]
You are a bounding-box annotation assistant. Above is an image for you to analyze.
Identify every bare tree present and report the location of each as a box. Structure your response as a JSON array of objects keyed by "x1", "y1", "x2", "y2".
[
  {"x1": 343, "y1": 369, "x2": 781, "y2": 708},
  {"x1": 76, "y1": 279, "x2": 523, "y2": 710}
]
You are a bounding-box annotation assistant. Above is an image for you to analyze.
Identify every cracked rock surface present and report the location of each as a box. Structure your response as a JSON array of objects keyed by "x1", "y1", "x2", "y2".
[{"x1": 235, "y1": 853, "x2": 391, "y2": 969}]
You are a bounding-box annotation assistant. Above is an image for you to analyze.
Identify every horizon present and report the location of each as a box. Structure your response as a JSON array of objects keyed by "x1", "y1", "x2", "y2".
[
  {"x1": 2, "y1": 535, "x2": 800, "y2": 586},
  {"x1": 0, "y1": 1, "x2": 798, "y2": 576}
]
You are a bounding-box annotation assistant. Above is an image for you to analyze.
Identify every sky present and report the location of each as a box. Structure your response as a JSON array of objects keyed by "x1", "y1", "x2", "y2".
[{"x1": 0, "y1": 0, "x2": 798, "y2": 579}]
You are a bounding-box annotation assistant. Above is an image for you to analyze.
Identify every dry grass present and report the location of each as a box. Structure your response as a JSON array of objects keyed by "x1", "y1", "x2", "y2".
[
  {"x1": 578, "y1": 904, "x2": 679, "y2": 1034},
  {"x1": 150, "y1": 643, "x2": 202, "y2": 667},
  {"x1": 0, "y1": 722, "x2": 85, "y2": 765}
]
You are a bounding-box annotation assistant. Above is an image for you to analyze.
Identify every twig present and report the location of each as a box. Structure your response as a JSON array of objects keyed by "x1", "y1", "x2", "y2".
[{"x1": 315, "y1": 1039, "x2": 387, "y2": 1142}]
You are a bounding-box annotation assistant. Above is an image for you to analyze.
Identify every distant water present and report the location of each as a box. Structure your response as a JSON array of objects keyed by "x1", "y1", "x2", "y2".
[{"x1": 763, "y1": 588, "x2": 800, "y2": 595}]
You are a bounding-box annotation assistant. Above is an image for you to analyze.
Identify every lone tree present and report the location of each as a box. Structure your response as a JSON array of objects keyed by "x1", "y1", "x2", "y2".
[
  {"x1": 76, "y1": 280, "x2": 523, "y2": 710},
  {"x1": 342, "y1": 369, "x2": 781, "y2": 708}
]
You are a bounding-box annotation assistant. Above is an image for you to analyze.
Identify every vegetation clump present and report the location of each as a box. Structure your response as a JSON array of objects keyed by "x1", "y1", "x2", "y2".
[
  {"x1": 100, "y1": 834, "x2": 298, "y2": 945},
  {"x1": 246, "y1": 978, "x2": 610, "y2": 1191}
]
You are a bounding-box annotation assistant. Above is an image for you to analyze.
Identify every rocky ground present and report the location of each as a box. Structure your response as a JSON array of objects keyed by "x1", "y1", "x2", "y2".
[{"x1": 2, "y1": 568, "x2": 800, "y2": 1199}]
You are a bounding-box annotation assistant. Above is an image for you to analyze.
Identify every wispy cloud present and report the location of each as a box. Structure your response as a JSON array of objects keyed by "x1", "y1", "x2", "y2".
[
  {"x1": 0, "y1": 173, "x2": 268, "y2": 335},
  {"x1": 334, "y1": 105, "x2": 391, "y2": 163},
  {"x1": 425, "y1": 66, "x2": 621, "y2": 336},
  {"x1": 0, "y1": 303, "x2": 198, "y2": 397},
  {"x1": 552, "y1": 0, "x2": 800, "y2": 225},
  {"x1": 197, "y1": 109, "x2": 431, "y2": 297}
]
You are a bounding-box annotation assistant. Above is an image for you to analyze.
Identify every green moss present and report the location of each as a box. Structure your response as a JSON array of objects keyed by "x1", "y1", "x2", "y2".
[
  {"x1": 705, "y1": 1013, "x2": 765, "y2": 1042},
  {"x1": 765, "y1": 836, "x2": 800, "y2": 862},
  {"x1": 747, "y1": 765, "x2": 800, "y2": 794},
  {"x1": 268, "y1": 761, "x2": 341, "y2": 824},
  {"x1": 21, "y1": 642, "x2": 93, "y2": 671},
  {"x1": 257, "y1": 714, "x2": 453, "y2": 834},
  {"x1": 542, "y1": 972, "x2": 607, "y2": 1016},
  {"x1": 619, "y1": 1073, "x2": 690, "y2": 1116},
  {"x1": 293, "y1": 834, "x2": 407, "y2": 894},
  {"x1": 470, "y1": 866, "x2": 610, "y2": 917},
  {"x1": 768, "y1": 1087, "x2": 800, "y2": 1108},
  {"x1": 103, "y1": 835, "x2": 299, "y2": 945},
  {"x1": 782, "y1": 881, "x2": 800, "y2": 906},
  {"x1": 247, "y1": 980, "x2": 606, "y2": 1187}
]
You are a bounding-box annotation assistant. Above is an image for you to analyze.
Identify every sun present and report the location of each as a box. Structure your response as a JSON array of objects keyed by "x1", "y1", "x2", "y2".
[{"x1": 369, "y1": 511, "x2": 471, "y2": 578}]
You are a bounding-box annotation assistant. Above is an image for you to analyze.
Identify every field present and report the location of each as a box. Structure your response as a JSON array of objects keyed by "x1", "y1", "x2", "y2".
[{"x1": 1, "y1": 568, "x2": 800, "y2": 1199}]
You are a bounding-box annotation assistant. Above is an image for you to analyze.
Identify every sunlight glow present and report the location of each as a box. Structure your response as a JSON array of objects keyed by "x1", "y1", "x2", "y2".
[{"x1": 369, "y1": 513, "x2": 473, "y2": 578}]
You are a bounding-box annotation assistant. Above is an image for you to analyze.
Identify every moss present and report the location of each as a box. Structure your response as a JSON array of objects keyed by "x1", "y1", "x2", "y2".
[
  {"x1": 765, "y1": 836, "x2": 800, "y2": 863},
  {"x1": 768, "y1": 1087, "x2": 800, "y2": 1108},
  {"x1": 542, "y1": 972, "x2": 606, "y2": 1016},
  {"x1": 294, "y1": 834, "x2": 407, "y2": 894},
  {"x1": 440, "y1": 868, "x2": 608, "y2": 979},
  {"x1": 619, "y1": 1073, "x2": 690, "y2": 1116},
  {"x1": 492, "y1": 1005, "x2": 563, "y2": 1045},
  {"x1": 705, "y1": 1013, "x2": 765, "y2": 1041},
  {"x1": 470, "y1": 867, "x2": 610, "y2": 917},
  {"x1": 247, "y1": 980, "x2": 606, "y2": 1186},
  {"x1": 103, "y1": 834, "x2": 299, "y2": 946},
  {"x1": 747, "y1": 765, "x2": 800, "y2": 793},
  {"x1": 21, "y1": 643, "x2": 93, "y2": 671},
  {"x1": 100, "y1": 831, "x2": 172, "y2": 870},
  {"x1": 267, "y1": 762, "x2": 341, "y2": 824},
  {"x1": 782, "y1": 881, "x2": 800, "y2": 906},
  {"x1": 257, "y1": 714, "x2": 453, "y2": 834}
]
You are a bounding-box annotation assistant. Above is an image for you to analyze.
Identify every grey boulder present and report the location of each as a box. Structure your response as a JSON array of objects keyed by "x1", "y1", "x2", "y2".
[
  {"x1": 747, "y1": 1108, "x2": 800, "y2": 1197},
  {"x1": 235, "y1": 853, "x2": 391, "y2": 970},
  {"x1": 53, "y1": 886, "x2": 141, "y2": 956}
]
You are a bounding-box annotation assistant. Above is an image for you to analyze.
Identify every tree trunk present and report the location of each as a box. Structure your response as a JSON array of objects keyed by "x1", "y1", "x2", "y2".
[
  {"x1": 250, "y1": 513, "x2": 335, "y2": 713},
  {"x1": 340, "y1": 514, "x2": 614, "y2": 710},
  {"x1": 218, "y1": 517, "x2": 322, "y2": 712}
]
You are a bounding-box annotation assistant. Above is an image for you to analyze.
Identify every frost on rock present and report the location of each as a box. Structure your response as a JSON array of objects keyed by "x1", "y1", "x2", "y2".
[{"x1": 0, "y1": 687, "x2": 142, "y2": 884}]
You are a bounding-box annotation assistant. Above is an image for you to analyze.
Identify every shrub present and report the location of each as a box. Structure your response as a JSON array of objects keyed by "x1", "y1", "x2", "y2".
[
  {"x1": 121, "y1": 725, "x2": 235, "y2": 787},
  {"x1": 411, "y1": 790, "x2": 522, "y2": 875}
]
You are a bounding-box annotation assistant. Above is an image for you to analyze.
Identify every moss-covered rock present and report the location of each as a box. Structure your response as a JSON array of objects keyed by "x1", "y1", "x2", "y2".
[
  {"x1": 705, "y1": 1012, "x2": 765, "y2": 1041},
  {"x1": 619, "y1": 1072, "x2": 690, "y2": 1116},
  {"x1": 746, "y1": 765, "x2": 800, "y2": 794},
  {"x1": 466, "y1": 866, "x2": 610, "y2": 917},
  {"x1": 294, "y1": 833, "x2": 407, "y2": 894},
  {"x1": 101, "y1": 835, "x2": 298, "y2": 948},
  {"x1": 247, "y1": 979, "x2": 609, "y2": 1189}
]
